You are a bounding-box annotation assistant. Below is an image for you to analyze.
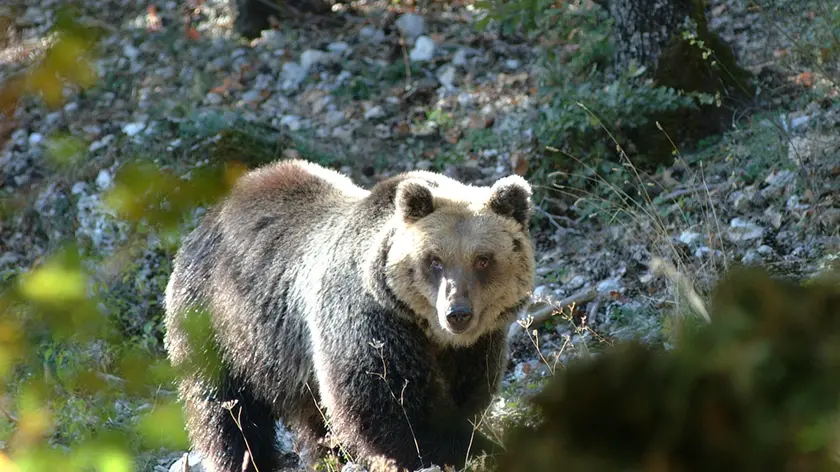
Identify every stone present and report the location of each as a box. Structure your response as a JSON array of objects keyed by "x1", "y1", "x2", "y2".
[
  {"x1": 280, "y1": 115, "x2": 302, "y2": 131},
  {"x1": 452, "y1": 48, "x2": 470, "y2": 66},
  {"x1": 95, "y1": 169, "x2": 112, "y2": 190},
  {"x1": 122, "y1": 122, "x2": 146, "y2": 137},
  {"x1": 409, "y1": 36, "x2": 436, "y2": 62},
  {"x1": 327, "y1": 41, "x2": 350, "y2": 55},
  {"x1": 168, "y1": 451, "x2": 205, "y2": 472},
  {"x1": 726, "y1": 218, "x2": 765, "y2": 243},
  {"x1": 280, "y1": 61, "x2": 307, "y2": 90},
  {"x1": 325, "y1": 110, "x2": 346, "y2": 126},
  {"x1": 436, "y1": 65, "x2": 456, "y2": 90},
  {"x1": 300, "y1": 49, "x2": 332, "y2": 71},
  {"x1": 364, "y1": 105, "x2": 386, "y2": 120},
  {"x1": 395, "y1": 13, "x2": 425, "y2": 40}
]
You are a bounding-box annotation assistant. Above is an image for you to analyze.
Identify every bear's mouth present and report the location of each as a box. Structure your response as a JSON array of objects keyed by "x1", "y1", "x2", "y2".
[{"x1": 440, "y1": 307, "x2": 481, "y2": 335}]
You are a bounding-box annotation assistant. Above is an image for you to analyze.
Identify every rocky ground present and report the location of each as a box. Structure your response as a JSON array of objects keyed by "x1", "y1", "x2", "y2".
[{"x1": 1, "y1": 0, "x2": 838, "y2": 470}]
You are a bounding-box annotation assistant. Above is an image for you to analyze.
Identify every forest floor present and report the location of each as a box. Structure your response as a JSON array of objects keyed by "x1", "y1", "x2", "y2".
[{"x1": 0, "y1": 0, "x2": 838, "y2": 470}]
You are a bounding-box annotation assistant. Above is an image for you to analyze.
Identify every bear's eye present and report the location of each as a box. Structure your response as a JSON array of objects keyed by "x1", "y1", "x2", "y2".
[
  {"x1": 475, "y1": 255, "x2": 491, "y2": 270},
  {"x1": 430, "y1": 257, "x2": 444, "y2": 271}
]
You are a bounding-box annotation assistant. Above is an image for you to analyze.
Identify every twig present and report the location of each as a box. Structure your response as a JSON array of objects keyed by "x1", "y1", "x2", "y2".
[
  {"x1": 529, "y1": 287, "x2": 599, "y2": 326},
  {"x1": 0, "y1": 403, "x2": 18, "y2": 423},
  {"x1": 585, "y1": 296, "x2": 602, "y2": 327},
  {"x1": 650, "y1": 257, "x2": 711, "y2": 323},
  {"x1": 223, "y1": 401, "x2": 261, "y2": 472},
  {"x1": 398, "y1": 32, "x2": 412, "y2": 90},
  {"x1": 656, "y1": 183, "x2": 726, "y2": 203},
  {"x1": 534, "y1": 204, "x2": 569, "y2": 233}
]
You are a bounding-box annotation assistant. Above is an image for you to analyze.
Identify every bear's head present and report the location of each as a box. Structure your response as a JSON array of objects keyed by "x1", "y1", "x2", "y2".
[{"x1": 384, "y1": 173, "x2": 536, "y2": 347}]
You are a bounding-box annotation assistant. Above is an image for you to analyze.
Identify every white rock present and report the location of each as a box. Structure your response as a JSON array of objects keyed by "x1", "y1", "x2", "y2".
[
  {"x1": 416, "y1": 160, "x2": 433, "y2": 170},
  {"x1": 89, "y1": 134, "x2": 115, "y2": 153},
  {"x1": 71, "y1": 181, "x2": 87, "y2": 195},
  {"x1": 341, "y1": 464, "x2": 367, "y2": 472},
  {"x1": 741, "y1": 250, "x2": 762, "y2": 265},
  {"x1": 63, "y1": 102, "x2": 78, "y2": 113},
  {"x1": 46, "y1": 111, "x2": 62, "y2": 125},
  {"x1": 241, "y1": 89, "x2": 264, "y2": 103},
  {"x1": 28, "y1": 133, "x2": 43, "y2": 146},
  {"x1": 280, "y1": 61, "x2": 307, "y2": 90},
  {"x1": 764, "y1": 169, "x2": 795, "y2": 188},
  {"x1": 452, "y1": 48, "x2": 470, "y2": 66},
  {"x1": 532, "y1": 285, "x2": 550, "y2": 300},
  {"x1": 597, "y1": 278, "x2": 621, "y2": 293},
  {"x1": 300, "y1": 49, "x2": 332, "y2": 71},
  {"x1": 280, "y1": 115, "x2": 302, "y2": 131},
  {"x1": 325, "y1": 110, "x2": 346, "y2": 126},
  {"x1": 252, "y1": 73, "x2": 274, "y2": 90},
  {"x1": 123, "y1": 44, "x2": 140, "y2": 60},
  {"x1": 726, "y1": 218, "x2": 765, "y2": 243},
  {"x1": 436, "y1": 65, "x2": 456, "y2": 90},
  {"x1": 504, "y1": 58, "x2": 521, "y2": 70},
  {"x1": 359, "y1": 26, "x2": 385, "y2": 43},
  {"x1": 409, "y1": 36, "x2": 436, "y2": 62},
  {"x1": 395, "y1": 13, "x2": 425, "y2": 40},
  {"x1": 122, "y1": 122, "x2": 146, "y2": 137},
  {"x1": 789, "y1": 114, "x2": 810, "y2": 130},
  {"x1": 565, "y1": 275, "x2": 585, "y2": 290},
  {"x1": 327, "y1": 41, "x2": 350, "y2": 55},
  {"x1": 95, "y1": 169, "x2": 112, "y2": 190},
  {"x1": 260, "y1": 29, "x2": 285, "y2": 48},
  {"x1": 456, "y1": 92, "x2": 473, "y2": 107},
  {"x1": 331, "y1": 125, "x2": 354, "y2": 140},
  {"x1": 168, "y1": 451, "x2": 205, "y2": 472},
  {"x1": 364, "y1": 105, "x2": 386, "y2": 120},
  {"x1": 678, "y1": 231, "x2": 701, "y2": 246},
  {"x1": 786, "y1": 195, "x2": 810, "y2": 211},
  {"x1": 374, "y1": 123, "x2": 391, "y2": 139}
]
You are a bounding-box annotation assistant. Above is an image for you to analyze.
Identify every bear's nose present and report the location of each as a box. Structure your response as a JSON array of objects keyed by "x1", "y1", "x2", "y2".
[{"x1": 446, "y1": 305, "x2": 473, "y2": 333}]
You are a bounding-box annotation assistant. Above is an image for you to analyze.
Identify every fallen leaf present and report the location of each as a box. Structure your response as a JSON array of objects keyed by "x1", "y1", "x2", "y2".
[
  {"x1": 146, "y1": 5, "x2": 163, "y2": 32},
  {"x1": 511, "y1": 151, "x2": 529, "y2": 176},
  {"x1": 794, "y1": 71, "x2": 815, "y2": 88},
  {"x1": 444, "y1": 128, "x2": 462, "y2": 144}
]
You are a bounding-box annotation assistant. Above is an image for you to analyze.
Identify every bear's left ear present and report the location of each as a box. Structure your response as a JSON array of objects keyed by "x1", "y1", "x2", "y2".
[
  {"x1": 395, "y1": 179, "x2": 435, "y2": 224},
  {"x1": 487, "y1": 175, "x2": 533, "y2": 226}
]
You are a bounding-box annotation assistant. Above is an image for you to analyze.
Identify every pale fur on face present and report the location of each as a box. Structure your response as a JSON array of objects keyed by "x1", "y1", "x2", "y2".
[{"x1": 385, "y1": 185, "x2": 536, "y2": 348}]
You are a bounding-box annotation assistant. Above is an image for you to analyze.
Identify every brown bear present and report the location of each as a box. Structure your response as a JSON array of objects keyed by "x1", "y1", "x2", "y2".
[{"x1": 163, "y1": 159, "x2": 536, "y2": 472}]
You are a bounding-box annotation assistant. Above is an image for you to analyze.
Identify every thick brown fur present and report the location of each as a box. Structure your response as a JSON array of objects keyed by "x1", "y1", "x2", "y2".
[{"x1": 163, "y1": 159, "x2": 536, "y2": 472}]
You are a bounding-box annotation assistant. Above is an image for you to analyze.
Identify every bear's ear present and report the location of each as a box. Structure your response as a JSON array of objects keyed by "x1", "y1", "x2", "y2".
[
  {"x1": 487, "y1": 175, "x2": 533, "y2": 226},
  {"x1": 395, "y1": 179, "x2": 435, "y2": 224}
]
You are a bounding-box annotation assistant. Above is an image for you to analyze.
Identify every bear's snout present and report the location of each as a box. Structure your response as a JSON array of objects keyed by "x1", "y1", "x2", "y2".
[{"x1": 445, "y1": 304, "x2": 473, "y2": 333}]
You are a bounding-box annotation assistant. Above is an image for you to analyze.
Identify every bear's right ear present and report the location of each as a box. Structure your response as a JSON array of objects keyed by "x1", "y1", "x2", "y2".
[
  {"x1": 395, "y1": 179, "x2": 435, "y2": 224},
  {"x1": 487, "y1": 175, "x2": 533, "y2": 226}
]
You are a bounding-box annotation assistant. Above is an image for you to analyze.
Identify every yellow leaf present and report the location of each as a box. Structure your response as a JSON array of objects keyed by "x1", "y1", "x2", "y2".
[
  {"x1": 18, "y1": 264, "x2": 86, "y2": 303},
  {"x1": 134, "y1": 401, "x2": 189, "y2": 449}
]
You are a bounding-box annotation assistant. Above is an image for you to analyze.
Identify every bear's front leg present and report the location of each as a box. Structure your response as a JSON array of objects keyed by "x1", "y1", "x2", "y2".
[{"x1": 312, "y1": 310, "x2": 497, "y2": 471}]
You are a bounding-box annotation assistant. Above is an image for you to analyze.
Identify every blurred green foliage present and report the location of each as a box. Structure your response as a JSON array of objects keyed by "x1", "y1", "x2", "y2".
[
  {"x1": 478, "y1": 0, "x2": 712, "y2": 170},
  {"x1": 499, "y1": 266, "x2": 840, "y2": 472},
  {"x1": 2, "y1": 2, "x2": 839, "y2": 472}
]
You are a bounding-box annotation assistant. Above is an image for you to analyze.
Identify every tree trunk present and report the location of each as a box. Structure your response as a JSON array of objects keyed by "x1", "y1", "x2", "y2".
[
  {"x1": 229, "y1": 0, "x2": 334, "y2": 39},
  {"x1": 608, "y1": 0, "x2": 696, "y2": 74},
  {"x1": 601, "y1": 0, "x2": 754, "y2": 166}
]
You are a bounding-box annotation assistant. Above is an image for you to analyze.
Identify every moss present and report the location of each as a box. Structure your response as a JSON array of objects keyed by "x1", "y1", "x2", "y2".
[
  {"x1": 628, "y1": 0, "x2": 755, "y2": 168},
  {"x1": 498, "y1": 267, "x2": 840, "y2": 471}
]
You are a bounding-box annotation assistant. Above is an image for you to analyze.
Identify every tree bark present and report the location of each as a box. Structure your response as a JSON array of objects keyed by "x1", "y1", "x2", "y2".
[
  {"x1": 601, "y1": 0, "x2": 754, "y2": 166},
  {"x1": 608, "y1": 0, "x2": 696, "y2": 74}
]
